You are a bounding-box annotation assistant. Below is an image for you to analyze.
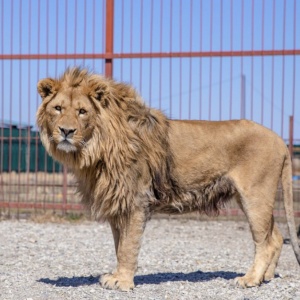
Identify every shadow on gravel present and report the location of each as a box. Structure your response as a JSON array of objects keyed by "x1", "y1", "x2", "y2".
[
  {"x1": 37, "y1": 275, "x2": 100, "y2": 287},
  {"x1": 38, "y1": 270, "x2": 243, "y2": 287},
  {"x1": 135, "y1": 270, "x2": 243, "y2": 285}
]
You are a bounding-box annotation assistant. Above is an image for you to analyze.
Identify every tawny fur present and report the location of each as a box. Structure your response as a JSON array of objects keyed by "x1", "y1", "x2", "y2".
[{"x1": 37, "y1": 67, "x2": 300, "y2": 291}]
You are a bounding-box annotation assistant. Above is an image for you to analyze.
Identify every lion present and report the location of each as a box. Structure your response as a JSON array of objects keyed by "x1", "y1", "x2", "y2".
[{"x1": 36, "y1": 67, "x2": 300, "y2": 291}]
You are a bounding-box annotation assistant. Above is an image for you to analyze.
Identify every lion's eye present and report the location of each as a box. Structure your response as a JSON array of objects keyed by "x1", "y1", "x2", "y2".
[
  {"x1": 79, "y1": 108, "x2": 87, "y2": 115},
  {"x1": 55, "y1": 106, "x2": 62, "y2": 112}
]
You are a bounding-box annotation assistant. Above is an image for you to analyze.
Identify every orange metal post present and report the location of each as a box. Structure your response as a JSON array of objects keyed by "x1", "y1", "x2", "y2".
[{"x1": 105, "y1": 0, "x2": 114, "y2": 78}]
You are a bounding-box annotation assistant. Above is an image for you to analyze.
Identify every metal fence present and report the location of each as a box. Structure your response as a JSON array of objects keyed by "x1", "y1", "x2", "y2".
[{"x1": 0, "y1": 0, "x2": 300, "y2": 219}]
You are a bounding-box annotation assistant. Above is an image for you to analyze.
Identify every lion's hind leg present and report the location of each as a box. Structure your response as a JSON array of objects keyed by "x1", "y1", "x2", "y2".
[
  {"x1": 234, "y1": 190, "x2": 282, "y2": 288},
  {"x1": 263, "y1": 220, "x2": 283, "y2": 281}
]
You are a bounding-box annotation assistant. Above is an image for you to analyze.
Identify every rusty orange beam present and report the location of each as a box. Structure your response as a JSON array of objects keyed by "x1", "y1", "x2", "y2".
[
  {"x1": 105, "y1": 0, "x2": 114, "y2": 77},
  {"x1": 1, "y1": 49, "x2": 300, "y2": 61}
]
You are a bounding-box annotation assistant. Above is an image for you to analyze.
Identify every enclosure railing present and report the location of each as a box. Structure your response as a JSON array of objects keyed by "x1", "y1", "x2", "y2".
[{"x1": 0, "y1": 0, "x2": 299, "y2": 219}]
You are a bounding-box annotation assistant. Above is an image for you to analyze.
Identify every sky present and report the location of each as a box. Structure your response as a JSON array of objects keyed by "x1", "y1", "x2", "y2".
[{"x1": 0, "y1": 0, "x2": 300, "y2": 141}]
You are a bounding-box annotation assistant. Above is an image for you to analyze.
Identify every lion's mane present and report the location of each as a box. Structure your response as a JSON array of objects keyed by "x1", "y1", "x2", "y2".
[{"x1": 37, "y1": 68, "x2": 177, "y2": 222}]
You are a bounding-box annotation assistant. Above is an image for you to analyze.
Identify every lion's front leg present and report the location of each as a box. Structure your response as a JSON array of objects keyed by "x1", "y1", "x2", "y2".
[{"x1": 100, "y1": 208, "x2": 146, "y2": 291}]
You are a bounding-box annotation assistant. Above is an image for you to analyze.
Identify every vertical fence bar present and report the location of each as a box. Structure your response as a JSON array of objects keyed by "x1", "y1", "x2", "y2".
[
  {"x1": 102, "y1": 0, "x2": 106, "y2": 74},
  {"x1": 62, "y1": 166, "x2": 68, "y2": 214},
  {"x1": 105, "y1": 0, "x2": 114, "y2": 78},
  {"x1": 54, "y1": 0, "x2": 59, "y2": 212},
  {"x1": 188, "y1": 0, "x2": 193, "y2": 119},
  {"x1": 55, "y1": 0, "x2": 58, "y2": 74},
  {"x1": 241, "y1": 75, "x2": 245, "y2": 119},
  {"x1": 64, "y1": 0, "x2": 68, "y2": 69},
  {"x1": 92, "y1": 0, "x2": 95, "y2": 70},
  {"x1": 250, "y1": 0, "x2": 254, "y2": 120},
  {"x1": 139, "y1": 0, "x2": 143, "y2": 93},
  {"x1": 26, "y1": 0, "x2": 32, "y2": 204},
  {"x1": 229, "y1": 0, "x2": 233, "y2": 119},
  {"x1": 281, "y1": 0, "x2": 287, "y2": 137},
  {"x1": 35, "y1": 0, "x2": 41, "y2": 216},
  {"x1": 8, "y1": 1, "x2": 13, "y2": 217},
  {"x1": 74, "y1": 0, "x2": 77, "y2": 66},
  {"x1": 292, "y1": 0, "x2": 296, "y2": 118},
  {"x1": 62, "y1": 0, "x2": 67, "y2": 212},
  {"x1": 179, "y1": 0, "x2": 182, "y2": 119},
  {"x1": 208, "y1": 0, "x2": 213, "y2": 120},
  {"x1": 241, "y1": 0, "x2": 244, "y2": 119},
  {"x1": 199, "y1": 0, "x2": 202, "y2": 120},
  {"x1": 120, "y1": 0, "x2": 124, "y2": 81},
  {"x1": 17, "y1": 0, "x2": 23, "y2": 219},
  {"x1": 271, "y1": 0, "x2": 275, "y2": 130},
  {"x1": 44, "y1": 0, "x2": 49, "y2": 213},
  {"x1": 219, "y1": 0, "x2": 223, "y2": 120},
  {"x1": 261, "y1": 0, "x2": 265, "y2": 124},
  {"x1": 289, "y1": 116, "x2": 294, "y2": 160},
  {"x1": 0, "y1": 0, "x2": 4, "y2": 209},
  {"x1": 159, "y1": 0, "x2": 163, "y2": 110},
  {"x1": 83, "y1": 1, "x2": 87, "y2": 66},
  {"x1": 169, "y1": 0, "x2": 173, "y2": 118},
  {"x1": 149, "y1": 0, "x2": 153, "y2": 107},
  {"x1": 130, "y1": 0, "x2": 133, "y2": 82}
]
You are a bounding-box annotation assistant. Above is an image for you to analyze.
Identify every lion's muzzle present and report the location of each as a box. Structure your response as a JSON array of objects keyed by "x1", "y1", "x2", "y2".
[
  {"x1": 59, "y1": 126, "x2": 76, "y2": 139},
  {"x1": 56, "y1": 126, "x2": 78, "y2": 153}
]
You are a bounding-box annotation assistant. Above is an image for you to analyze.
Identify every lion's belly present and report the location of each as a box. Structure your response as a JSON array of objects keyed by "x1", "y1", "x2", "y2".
[{"x1": 150, "y1": 176, "x2": 237, "y2": 216}]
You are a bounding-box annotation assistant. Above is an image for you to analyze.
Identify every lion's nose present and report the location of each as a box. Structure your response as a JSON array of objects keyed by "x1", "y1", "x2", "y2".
[{"x1": 59, "y1": 127, "x2": 76, "y2": 139}]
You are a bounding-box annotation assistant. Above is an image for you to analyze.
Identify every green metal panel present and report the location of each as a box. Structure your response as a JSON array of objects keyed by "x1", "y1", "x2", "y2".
[{"x1": 0, "y1": 127, "x2": 61, "y2": 173}]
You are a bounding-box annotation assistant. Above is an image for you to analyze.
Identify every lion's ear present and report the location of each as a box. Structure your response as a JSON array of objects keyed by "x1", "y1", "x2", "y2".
[
  {"x1": 94, "y1": 87, "x2": 104, "y2": 102},
  {"x1": 37, "y1": 78, "x2": 58, "y2": 100},
  {"x1": 89, "y1": 82, "x2": 109, "y2": 107}
]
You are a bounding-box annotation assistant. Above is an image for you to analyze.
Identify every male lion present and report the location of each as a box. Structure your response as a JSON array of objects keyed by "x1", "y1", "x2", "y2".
[{"x1": 37, "y1": 67, "x2": 300, "y2": 291}]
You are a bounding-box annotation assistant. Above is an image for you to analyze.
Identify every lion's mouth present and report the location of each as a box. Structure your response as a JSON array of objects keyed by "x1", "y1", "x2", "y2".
[{"x1": 57, "y1": 140, "x2": 77, "y2": 153}]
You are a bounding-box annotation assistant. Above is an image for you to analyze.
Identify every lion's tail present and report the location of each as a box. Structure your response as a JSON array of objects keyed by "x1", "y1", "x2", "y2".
[{"x1": 282, "y1": 147, "x2": 300, "y2": 264}]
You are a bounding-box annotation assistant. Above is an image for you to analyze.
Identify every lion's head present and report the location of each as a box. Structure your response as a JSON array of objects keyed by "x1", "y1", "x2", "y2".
[
  {"x1": 36, "y1": 68, "x2": 171, "y2": 219},
  {"x1": 37, "y1": 68, "x2": 153, "y2": 169}
]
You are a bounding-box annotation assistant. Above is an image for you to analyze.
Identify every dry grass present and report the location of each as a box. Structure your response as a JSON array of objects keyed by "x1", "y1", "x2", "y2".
[{"x1": 29, "y1": 211, "x2": 88, "y2": 223}]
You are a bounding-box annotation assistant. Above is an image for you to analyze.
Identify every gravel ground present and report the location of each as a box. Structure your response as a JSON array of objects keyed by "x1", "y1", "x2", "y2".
[{"x1": 0, "y1": 218, "x2": 299, "y2": 300}]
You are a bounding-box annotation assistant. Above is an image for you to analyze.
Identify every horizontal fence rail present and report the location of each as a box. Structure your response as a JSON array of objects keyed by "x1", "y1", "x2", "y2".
[
  {"x1": 0, "y1": 0, "x2": 300, "y2": 219},
  {"x1": 1, "y1": 49, "x2": 300, "y2": 60}
]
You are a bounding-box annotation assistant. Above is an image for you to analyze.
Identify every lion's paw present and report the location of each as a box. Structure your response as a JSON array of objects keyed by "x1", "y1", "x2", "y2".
[
  {"x1": 263, "y1": 273, "x2": 275, "y2": 282},
  {"x1": 100, "y1": 273, "x2": 134, "y2": 291},
  {"x1": 234, "y1": 275, "x2": 261, "y2": 288},
  {"x1": 263, "y1": 269, "x2": 275, "y2": 282}
]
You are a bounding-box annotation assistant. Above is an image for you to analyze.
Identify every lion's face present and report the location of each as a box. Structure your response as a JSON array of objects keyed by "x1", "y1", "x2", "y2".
[
  {"x1": 36, "y1": 67, "x2": 158, "y2": 170},
  {"x1": 43, "y1": 90, "x2": 96, "y2": 153},
  {"x1": 36, "y1": 69, "x2": 109, "y2": 161}
]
